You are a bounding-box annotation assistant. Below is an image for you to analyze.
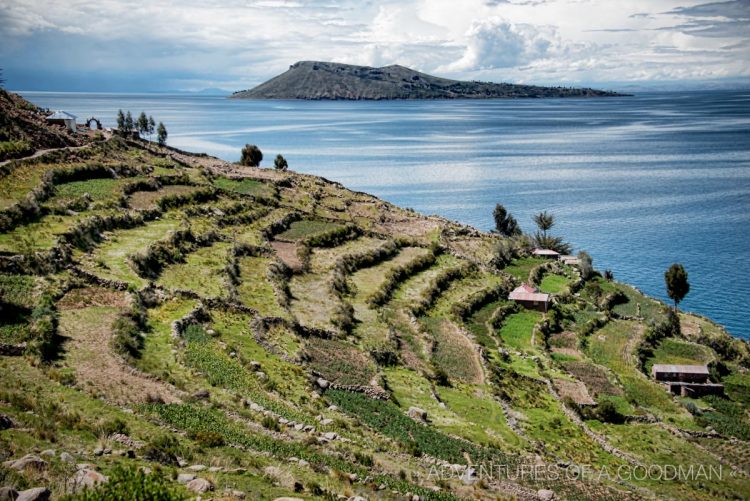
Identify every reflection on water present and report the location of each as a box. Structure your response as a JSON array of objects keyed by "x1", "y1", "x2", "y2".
[{"x1": 20, "y1": 90, "x2": 750, "y2": 338}]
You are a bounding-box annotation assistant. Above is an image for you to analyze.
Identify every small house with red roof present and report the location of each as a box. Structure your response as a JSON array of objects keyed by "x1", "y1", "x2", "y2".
[{"x1": 508, "y1": 283, "x2": 550, "y2": 312}]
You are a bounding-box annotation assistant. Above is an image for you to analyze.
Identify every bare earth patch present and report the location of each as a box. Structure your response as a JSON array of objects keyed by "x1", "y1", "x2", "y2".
[
  {"x1": 57, "y1": 288, "x2": 182, "y2": 406},
  {"x1": 554, "y1": 378, "x2": 596, "y2": 405},
  {"x1": 270, "y1": 241, "x2": 303, "y2": 272}
]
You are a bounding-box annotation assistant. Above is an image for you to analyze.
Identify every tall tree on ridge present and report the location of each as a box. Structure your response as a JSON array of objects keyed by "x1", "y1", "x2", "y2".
[
  {"x1": 492, "y1": 203, "x2": 521, "y2": 237},
  {"x1": 665, "y1": 263, "x2": 689, "y2": 312}
]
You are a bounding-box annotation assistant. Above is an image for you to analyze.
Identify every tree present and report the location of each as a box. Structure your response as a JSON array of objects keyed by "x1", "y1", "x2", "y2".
[
  {"x1": 492, "y1": 203, "x2": 520, "y2": 237},
  {"x1": 157, "y1": 122, "x2": 168, "y2": 146},
  {"x1": 240, "y1": 144, "x2": 263, "y2": 167},
  {"x1": 116, "y1": 109, "x2": 126, "y2": 131},
  {"x1": 578, "y1": 251, "x2": 593, "y2": 280},
  {"x1": 533, "y1": 210, "x2": 555, "y2": 239},
  {"x1": 124, "y1": 111, "x2": 134, "y2": 134},
  {"x1": 274, "y1": 154, "x2": 288, "y2": 171},
  {"x1": 665, "y1": 263, "x2": 689, "y2": 311},
  {"x1": 137, "y1": 112, "x2": 149, "y2": 138},
  {"x1": 148, "y1": 116, "x2": 156, "y2": 141}
]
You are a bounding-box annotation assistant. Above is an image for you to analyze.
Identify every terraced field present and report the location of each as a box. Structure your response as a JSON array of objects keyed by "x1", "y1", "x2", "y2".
[{"x1": 1, "y1": 96, "x2": 749, "y2": 501}]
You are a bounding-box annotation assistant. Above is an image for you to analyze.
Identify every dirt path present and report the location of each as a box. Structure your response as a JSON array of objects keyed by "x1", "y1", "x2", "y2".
[
  {"x1": 0, "y1": 143, "x2": 92, "y2": 168},
  {"x1": 58, "y1": 287, "x2": 182, "y2": 406}
]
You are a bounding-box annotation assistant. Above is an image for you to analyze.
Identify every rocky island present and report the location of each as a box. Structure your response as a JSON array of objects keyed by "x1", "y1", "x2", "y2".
[{"x1": 231, "y1": 61, "x2": 627, "y2": 100}]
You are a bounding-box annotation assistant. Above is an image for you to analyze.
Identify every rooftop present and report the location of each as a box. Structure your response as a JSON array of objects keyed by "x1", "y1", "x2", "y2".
[
  {"x1": 47, "y1": 110, "x2": 77, "y2": 120},
  {"x1": 533, "y1": 248, "x2": 560, "y2": 256},
  {"x1": 509, "y1": 283, "x2": 550, "y2": 302},
  {"x1": 651, "y1": 364, "x2": 709, "y2": 375}
]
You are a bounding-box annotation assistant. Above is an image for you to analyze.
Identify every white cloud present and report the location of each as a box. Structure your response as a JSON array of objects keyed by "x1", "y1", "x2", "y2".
[
  {"x1": 440, "y1": 17, "x2": 559, "y2": 71},
  {"x1": 0, "y1": 0, "x2": 748, "y2": 90}
]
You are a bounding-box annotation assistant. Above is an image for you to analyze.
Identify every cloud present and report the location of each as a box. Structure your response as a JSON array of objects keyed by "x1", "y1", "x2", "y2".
[
  {"x1": 440, "y1": 17, "x2": 559, "y2": 71},
  {"x1": 0, "y1": 0, "x2": 749, "y2": 91},
  {"x1": 667, "y1": 0, "x2": 750, "y2": 19}
]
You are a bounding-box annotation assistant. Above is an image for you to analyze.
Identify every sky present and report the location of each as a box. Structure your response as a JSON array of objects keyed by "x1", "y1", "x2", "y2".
[{"x1": 1, "y1": 0, "x2": 749, "y2": 92}]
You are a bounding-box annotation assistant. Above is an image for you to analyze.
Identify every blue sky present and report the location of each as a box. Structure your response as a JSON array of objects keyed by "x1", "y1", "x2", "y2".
[{"x1": 1, "y1": 0, "x2": 749, "y2": 92}]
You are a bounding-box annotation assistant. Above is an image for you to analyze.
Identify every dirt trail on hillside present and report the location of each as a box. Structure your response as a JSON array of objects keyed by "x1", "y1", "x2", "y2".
[
  {"x1": 58, "y1": 287, "x2": 182, "y2": 406},
  {"x1": 0, "y1": 144, "x2": 91, "y2": 168}
]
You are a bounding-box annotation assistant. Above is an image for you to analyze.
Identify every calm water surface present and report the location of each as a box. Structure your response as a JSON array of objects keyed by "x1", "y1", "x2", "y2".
[{"x1": 21, "y1": 90, "x2": 750, "y2": 339}]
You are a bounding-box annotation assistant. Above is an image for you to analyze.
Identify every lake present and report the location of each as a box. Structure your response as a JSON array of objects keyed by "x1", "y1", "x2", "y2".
[{"x1": 20, "y1": 90, "x2": 750, "y2": 339}]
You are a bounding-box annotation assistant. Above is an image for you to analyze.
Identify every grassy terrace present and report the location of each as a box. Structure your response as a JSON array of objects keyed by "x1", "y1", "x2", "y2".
[
  {"x1": 587, "y1": 320, "x2": 696, "y2": 426},
  {"x1": 79, "y1": 215, "x2": 183, "y2": 287},
  {"x1": 157, "y1": 241, "x2": 233, "y2": 298},
  {"x1": 275, "y1": 219, "x2": 344, "y2": 241},
  {"x1": 539, "y1": 273, "x2": 571, "y2": 294},
  {"x1": 2, "y1": 106, "x2": 748, "y2": 501},
  {"x1": 499, "y1": 310, "x2": 542, "y2": 353},
  {"x1": 384, "y1": 367, "x2": 524, "y2": 450},
  {"x1": 503, "y1": 256, "x2": 545, "y2": 281},
  {"x1": 429, "y1": 271, "x2": 504, "y2": 318},
  {"x1": 128, "y1": 185, "x2": 201, "y2": 210},
  {"x1": 237, "y1": 256, "x2": 288, "y2": 317},
  {"x1": 213, "y1": 177, "x2": 274, "y2": 198},
  {"x1": 0, "y1": 211, "x2": 113, "y2": 253},
  {"x1": 349, "y1": 246, "x2": 431, "y2": 348},
  {"x1": 45, "y1": 176, "x2": 146, "y2": 209},
  {"x1": 388, "y1": 253, "x2": 462, "y2": 308}
]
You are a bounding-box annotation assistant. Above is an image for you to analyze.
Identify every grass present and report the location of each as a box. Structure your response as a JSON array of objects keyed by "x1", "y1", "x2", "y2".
[
  {"x1": 539, "y1": 274, "x2": 570, "y2": 294},
  {"x1": 81, "y1": 215, "x2": 182, "y2": 287},
  {"x1": 0, "y1": 211, "x2": 106, "y2": 253},
  {"x1": 275, "y1": 219, "x2": 343, "y2": 242},
  {"x1": 502, "y1": 257, "x2": 545, "y2": 282},
  {"x1": 610, "y1": 282, "x2": 668, "y2": 323},
  {"x1": 588, "y1": 421, "x2": 750, "y2": 500},
  {"x1": 212, "y1": 177, "x2": 274, "y2": 198},
  {"x1": 139, "y1": 298, "x2": 198, "y2": 387},
  {"x1": 644, "y1": 337, "x2": 714, "y2": 374},
  {"x1": 128, "y1": 185, "x2": 199, "y2": 210},
  {"x1": 305, "y1": 338, "x2": 376, "y2": 386},
  {"x1": 498, "y1": 311, "x2": 542, "y2": 352},
  {"x1": 327, "y1": 389, "x2": 513, "y2": 467},
  {"x1": 47, "y1": 177, "x2": 142, "y2": 208},
  {"x1": 429, "y1": 271, "x2": 504, "y2": 318},
  {"x1": 389, "y1": 254, "x2": 461, "y2": 308},
  {"x1": 0, "y1": 273, "x2": 43, "y2": 307},
  {"x1": 422, "y1": 317, "x2": 483, "y2": 384},
  {"x1": 587, "y1": 320, "x2": 694, "y2": 425},
  {"x1": 384, "y1": 368, "x2": 523, "y2": 450},
  {"x1": 237, "y1": 256, "x2": 288, "y2": 318},
  {"x1": 157, "y1": 242, "x2": 232, "y2": 298}
]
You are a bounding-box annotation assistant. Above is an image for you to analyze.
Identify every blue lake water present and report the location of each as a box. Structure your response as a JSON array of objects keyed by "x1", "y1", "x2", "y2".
[{"x1": 20, "y1": 90, "x2": 750, "y2": 339}]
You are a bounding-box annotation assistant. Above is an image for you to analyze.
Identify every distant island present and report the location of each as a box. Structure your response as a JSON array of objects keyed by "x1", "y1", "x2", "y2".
[{"x1": 231, "y1": 61, "x2": 627, "y2": 100}]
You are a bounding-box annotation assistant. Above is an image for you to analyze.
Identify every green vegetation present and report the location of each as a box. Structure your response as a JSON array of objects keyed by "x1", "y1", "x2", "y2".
[
  {"x1": 212, "y1": 177, "x2": 273, "y2": 198},
  {"x1": 276, "y1": 219, "x2": 344, "y2": 241},
  {"x1": 0, "y1": 92, "x2": 746, "y2": 501}
]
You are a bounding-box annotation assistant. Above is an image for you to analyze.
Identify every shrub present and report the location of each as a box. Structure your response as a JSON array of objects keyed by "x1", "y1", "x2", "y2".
[
  {"x1": 190, "y1": 430, "x2": 225, "y2": 448},
  {"x1": 97, "y1": 417, "x2": 129, "y2": 436},
  {"x1": 274, "y1": 154, "x2": 288, "y2": 171},
  {"x1": 239, "y1": 144, "x2": 262, "y2": 167},
  {"x1": 596, "y1": 399, "x2": 625, "y2": 424},
  {"x1": 61, "y1": 465, "x2": 184, "y2": 501},
  {"x1": 142, "y1": 434, "x2": 184, "y2": 465}
]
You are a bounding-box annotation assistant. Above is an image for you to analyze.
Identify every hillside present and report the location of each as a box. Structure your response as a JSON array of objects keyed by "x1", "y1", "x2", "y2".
[
  {"x1": 1, "y1": 91, "x2": 749, "y2": 501},
  {"x1": 231, "y1": 61, "x2": 626, "y2": 100},
  {"x1": 0, "y1": 89, "x2": 87, "y2": 162}
]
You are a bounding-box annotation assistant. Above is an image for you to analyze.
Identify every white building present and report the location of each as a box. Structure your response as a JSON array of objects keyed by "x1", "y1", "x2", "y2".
[{"x1": 46, "y1": 111, "x2": 77, "y2": 133}]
